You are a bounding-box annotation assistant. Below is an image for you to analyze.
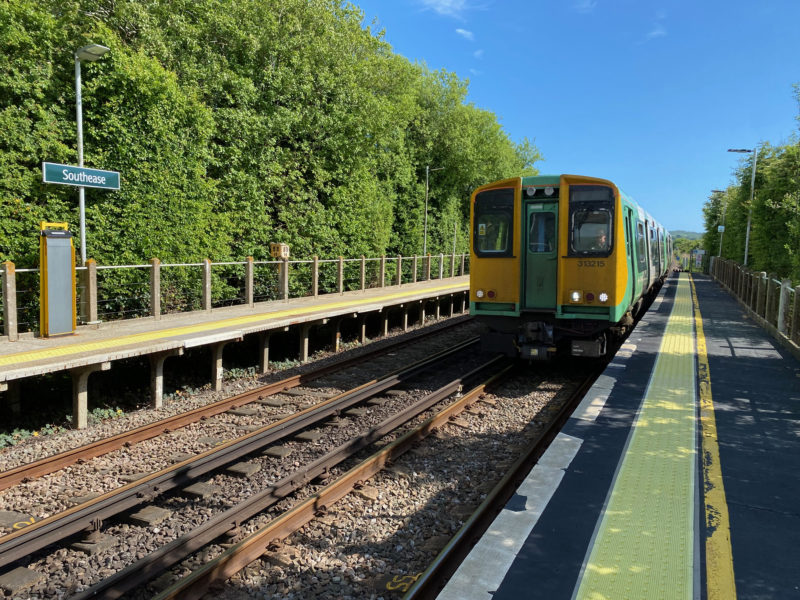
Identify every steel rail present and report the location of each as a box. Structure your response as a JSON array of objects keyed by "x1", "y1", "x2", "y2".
[
  {"x1": 402, "y1": 365, "x2": 604, "y2": 599},
  {"x1": 0, "y1": 315, "x2": 471, "y2": 492},
  {"x1": 71, "y1": 355, "x2": 508, "y2": 599},
  {"x1": 0, "y1": 336, "x2": 479, "y2": 569},
  {"x1": 152, "y1": 364, "x2": 516, "y2": 600}
]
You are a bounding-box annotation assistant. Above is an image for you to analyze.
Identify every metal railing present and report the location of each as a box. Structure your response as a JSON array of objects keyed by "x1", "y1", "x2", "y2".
[
  {"x1": 1, "y1": 253, "x2": 470, "y2": 339},
  {"x1": 709, "y1": 257, "x2": 799, "y2": 348}
]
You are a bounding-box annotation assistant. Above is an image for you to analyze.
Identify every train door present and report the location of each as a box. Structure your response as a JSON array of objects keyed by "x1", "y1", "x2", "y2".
[
  {"x1": 523, "y1": 201, "x2": 558, "y2": 309},
  {"x1": 624, "y1": 209, "x2": 637, "y2": 303}
]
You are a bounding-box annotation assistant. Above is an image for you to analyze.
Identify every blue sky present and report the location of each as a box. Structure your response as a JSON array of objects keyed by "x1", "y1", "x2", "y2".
[{"x1": 355, "y1": 0, "x2": 800, "y2": 233}]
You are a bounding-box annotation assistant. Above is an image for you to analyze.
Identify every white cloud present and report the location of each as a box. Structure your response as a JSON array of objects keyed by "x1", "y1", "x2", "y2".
[
  {"x1": 420, "y1": 0, "x2": 468, "y2": 18},
  {"x1": 473, "y1": 49, "x2": 484, "y2": 59},
  {"x1": 469, "y1": 68, "x2": 482, "y2": 76},
  {"x1": 574, "y1": 0, "x2": 597, "y2": 14},
  {"x1": 646, "y1": 24, "x2": 667, "y2": 39},
  {"x1": 456, "y1": 28, "x2": 474, "y2": 41}
]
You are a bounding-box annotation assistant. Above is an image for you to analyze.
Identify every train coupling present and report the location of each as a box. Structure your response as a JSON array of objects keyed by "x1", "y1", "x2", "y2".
[{"x1": 520, "y1": 344, "x2": 557, "y2": 360}]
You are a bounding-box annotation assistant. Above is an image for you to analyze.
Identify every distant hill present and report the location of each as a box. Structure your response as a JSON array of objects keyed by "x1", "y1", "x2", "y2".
[{"x1": 671, "y1": 230, "x2": 702, "y2": 240}]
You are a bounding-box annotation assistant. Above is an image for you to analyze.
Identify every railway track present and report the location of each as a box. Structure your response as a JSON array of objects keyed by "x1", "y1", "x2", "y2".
[
  {"x1": 0, "y1": 329, "x2": 500, "y2": 598},
  {"x1": 0, "y1": 315, "x2": 472, "y2": 492}
]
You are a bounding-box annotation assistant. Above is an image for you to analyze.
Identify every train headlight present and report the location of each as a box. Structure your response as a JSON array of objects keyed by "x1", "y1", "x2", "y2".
[
  {"x1": 586, "y1": 292, "x2": 595, "y2": 302},
  {"x1": 599, "y1": 292, "x2": 609, "y2": 303},
  {"x1": 570, "y1": 290, "x2": 582, "y2": 303},
  {"x1": 476, "y1": 289, "x2": 485, "y2": 298}
]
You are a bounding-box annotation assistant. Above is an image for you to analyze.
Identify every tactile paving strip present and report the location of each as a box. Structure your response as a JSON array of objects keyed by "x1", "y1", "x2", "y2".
[{"x1": 575, "y1": 273, "x2": 696, "y2": 599}]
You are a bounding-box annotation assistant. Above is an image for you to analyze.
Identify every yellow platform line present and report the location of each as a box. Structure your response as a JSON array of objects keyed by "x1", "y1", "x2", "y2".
[
  {"x1": 575, "y1": 274, "x2": 697, "y2": 600},
  {"x1": 0, "y1": 281, "x2": 466, "y2": 368},
  {"x1": 690, "y1": 274, "x2": 737, "y2": 600}
]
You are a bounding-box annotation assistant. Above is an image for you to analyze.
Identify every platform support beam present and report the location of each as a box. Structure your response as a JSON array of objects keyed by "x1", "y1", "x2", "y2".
[
  {"x1": 149, "y1": 348, "x2": 184, "y2": 408},
  {"x1": 435, "y1": 297, "x2": 441, "y2": 320},
  {"x1": 419, "y1": 300, "x2": 426, "y2": 325},
  {"x1": 402, "y1": 305, "x2": 409, "y2": 331},
  {"x1": 332, "y1": 318, "x2": 342, "y2": 353},
  {"x1": 359, "y1": 315, "x2": 367, "y2": 345},
  {"x1": 381, "y1": 310, "x2": 389, "y2": 337},
  {"x1": 210, "y1": 340, "x2": 236, "y2": 392},
  {"x1": 258, "y1": 332, "x2": 272, "y2": 374},
  {"x1": 3, "y1": 380, "x2": 20, "y2": 416},
  {"x1": 71, "y1": 362, "x2": 111, "y2": 429}
]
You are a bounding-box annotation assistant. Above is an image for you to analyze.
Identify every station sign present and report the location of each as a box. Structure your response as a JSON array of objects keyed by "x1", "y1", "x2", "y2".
[{"x1": 42, "y1": 162, "x2": 120, "y2": 190}]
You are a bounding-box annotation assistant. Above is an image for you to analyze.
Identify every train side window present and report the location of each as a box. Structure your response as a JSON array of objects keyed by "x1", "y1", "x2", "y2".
[
  {"x1": 474, "y1": 188, "x2": 514, "y2": 257},
  {"x1": 528, "y1": 212, "x2": 555, "y2": 253},
  {"x1": 636, "y1": 222, "x2": 647, "y2": 270}
]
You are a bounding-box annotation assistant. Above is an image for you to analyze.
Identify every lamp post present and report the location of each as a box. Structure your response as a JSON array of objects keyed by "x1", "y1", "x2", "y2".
[
  {"x1": 75, "y1": 43, "x2": 110, "y2": 264},
  {"x1": 423, "y1": 165, "x2": 444, "y2": 256},
  {"x1": 727, "y1": 147, "x2": 758, "y2": 266},
  {"x1": 711, "y1": 189, "x2": 726, "y2": 257}
]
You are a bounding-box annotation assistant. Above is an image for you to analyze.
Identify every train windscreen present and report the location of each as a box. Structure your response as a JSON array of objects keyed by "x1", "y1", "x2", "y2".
[
  {"x1": 568, "y1": 185, "x2": 614, "y2": 257},
  {"x1": 474, "y1": 188, "x2": 514, "y2": 257}
]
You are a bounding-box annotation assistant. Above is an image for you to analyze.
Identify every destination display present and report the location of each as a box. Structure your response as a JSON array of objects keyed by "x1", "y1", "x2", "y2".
[{"x1": 42, "y1": 162, "x2": 120, "y2": 190}]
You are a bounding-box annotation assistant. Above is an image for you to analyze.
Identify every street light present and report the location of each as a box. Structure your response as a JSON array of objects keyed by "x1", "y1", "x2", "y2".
[
  {"x1": 727, "y1": 147, "x2": 758, "y2": 266},
  {"x1": 423, "y1": 165, "x2": 444, "y2": 256},
  {"x1": 75, "y1": 43, "x2": 110, "y2": 264},
  {"x1": 711, "y1": 190, "x2": 726, "y2": 256}
]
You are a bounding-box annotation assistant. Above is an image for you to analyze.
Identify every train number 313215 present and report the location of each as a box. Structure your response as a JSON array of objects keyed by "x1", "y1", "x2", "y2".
[{"x1": 576, "y1": 260, "x2": 606, "y2": 267}]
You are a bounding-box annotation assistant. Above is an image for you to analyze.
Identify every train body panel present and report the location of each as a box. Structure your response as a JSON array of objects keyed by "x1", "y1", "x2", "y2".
[{"x1": 471, "y1": 174, "x2": 670, "y2": 358}]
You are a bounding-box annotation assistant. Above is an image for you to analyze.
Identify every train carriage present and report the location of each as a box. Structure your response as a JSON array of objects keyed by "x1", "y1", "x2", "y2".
[{"x1": 470, "y1": 174, "x2": 671, "y2": 359}]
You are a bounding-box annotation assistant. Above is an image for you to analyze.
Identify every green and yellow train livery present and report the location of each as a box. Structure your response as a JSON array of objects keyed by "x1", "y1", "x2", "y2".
[{"x1": 470, "y1": 174, "x2": 671, "y2": 359}]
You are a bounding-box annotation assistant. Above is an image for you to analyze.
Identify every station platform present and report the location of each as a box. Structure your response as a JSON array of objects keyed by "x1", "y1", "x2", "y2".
[
  {"x1": 439, "y1": 272, "x2": 800, "y2": 600},
  {"x1": 0, "y1": 276, "x2": 468, "y2": 428}
]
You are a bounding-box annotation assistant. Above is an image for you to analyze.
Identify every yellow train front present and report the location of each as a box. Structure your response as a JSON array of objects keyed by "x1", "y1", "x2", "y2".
[{"x1": 470, "y1": 174, "x2": 671, "y2": 359}]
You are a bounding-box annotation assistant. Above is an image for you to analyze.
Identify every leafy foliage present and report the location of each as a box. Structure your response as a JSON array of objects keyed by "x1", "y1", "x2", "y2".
[
  {"x1": 0, "y1": 0, "x2": 539, "y2": 267},
  {"x1": 702, "y1": 85, "x2": 800, "y2": 282}
]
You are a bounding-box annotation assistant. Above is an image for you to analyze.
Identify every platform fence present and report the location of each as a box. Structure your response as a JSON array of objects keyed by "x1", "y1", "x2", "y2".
[
  {"x1": 1, "y1": 253, "x2": 469, "y2": 340},
  {"x1": 710, "y1": 257, "x2": 799, "y2": 348}
]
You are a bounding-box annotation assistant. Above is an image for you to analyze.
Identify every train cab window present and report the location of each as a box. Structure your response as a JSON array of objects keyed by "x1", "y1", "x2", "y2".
[
  {"x1": 528, "y1": 212, "x2": 555, "y2": 253},
  {"x1": 568, "y1": 185, "x2": 614, "y2": 257},
  {"x1": 474, "y1": 188, "x2": 514, "y2": 257}
]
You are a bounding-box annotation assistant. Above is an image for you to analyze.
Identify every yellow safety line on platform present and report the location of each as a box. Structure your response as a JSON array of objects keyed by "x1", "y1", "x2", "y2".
[
  {"x1": 575, "y1": 274, "x2": 696, "y2": 600},
  {"x1": 0, "y1": 282, "x2": 466, "y2": 368},
  {"x1": 690, "y1": 274, "x2": 737, "y2": 600}
]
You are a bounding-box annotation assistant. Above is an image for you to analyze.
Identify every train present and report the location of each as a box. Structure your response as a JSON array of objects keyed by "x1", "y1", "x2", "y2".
[{"x1": 469, "y1": 174, "x2": 672, "y2": 359}]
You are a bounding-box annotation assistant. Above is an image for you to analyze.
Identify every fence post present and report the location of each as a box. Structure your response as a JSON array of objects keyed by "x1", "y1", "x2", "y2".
[
  {"x1": 765, "y1": 273, "x2": 776, "y2": 324},
  {"x1": 338, "y1": 257, "x2": 344, "y2": 295},
  {"x1": 450, "y1": 253, "x2": 456, "y2": 278},
  {"x1": 777, "y1": 278, "x2": 791, "y2": 335},
  {"x1": 246, "y1": 257, "x2": 254, "y2": 307},
  {"x1": 202, "y1": 259, "x2": 212, "y2": 313},
  {"x1": 312, "y1": 255, "x2": 319, "y2": 298},
  {"x1": 412, "y1": 256, "x2": 418, "y2": 283},
  {"x1": 792, "y1": 286, "x2": 800, "y2": 345},
  {"x1": 149, "y1": 258, "x2": 161, "y2": 320},
  {"x1": 439, "y1": 253, "x2": 444, "y2": 279},
  {"x1": 749, "y1": 271, "x2": 757, "y2": 310},
  {"x1": 380, "y1": 255, "x2": 386, "y2": 288},
  {"x1": 396, "y1": 255, "x2": 402, "y2": 286},
  {"x1": 756, "y1": 272, "x2": 767, "y2": 318},
  {"x1": 360, "y1": 255, "x2": 366, "y2": 292},
  {"x1": 280, "y1": 258, "x2": 289, "y2": 301},
  {"x1": 2, "y1": 261, "x2": 18, "y2": 341},
  {"x1": 426, "y1": 254, "x2": 431, "y2": 281},
  {"x1": 85, "y1": 259, "x2": 98, "y2": 324},
  {"x1": 461, "y1": 253, "x2": 466, "y2": 276}
]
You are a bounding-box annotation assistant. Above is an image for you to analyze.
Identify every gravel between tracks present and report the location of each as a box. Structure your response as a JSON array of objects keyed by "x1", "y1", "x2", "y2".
[{"x1": 202, "y1": 366, "x2": 588, "y2": 600}]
